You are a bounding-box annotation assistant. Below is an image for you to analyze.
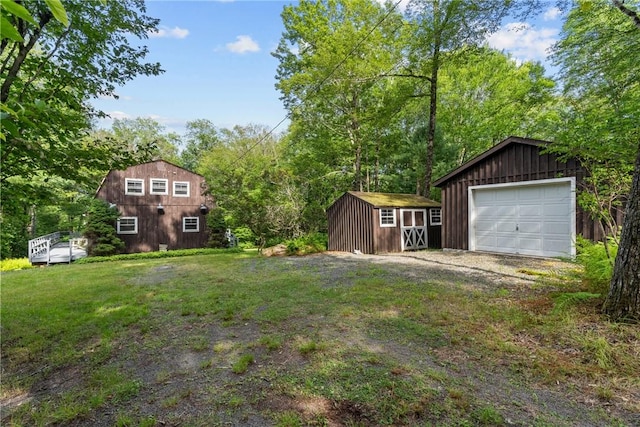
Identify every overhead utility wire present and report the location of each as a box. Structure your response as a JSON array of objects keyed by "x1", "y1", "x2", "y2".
[{"x1": 230, "y1": 0, "x2": 404, "y2": 167}]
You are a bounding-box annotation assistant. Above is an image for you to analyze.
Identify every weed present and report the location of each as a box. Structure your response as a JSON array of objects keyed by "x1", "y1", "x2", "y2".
[
  {"x1": 576, "y1": 236, "x2": 618, "y2": 294},
  {"x1": 596, "y1": 386, "x2": 614, "y2": 401},
  {"x1": 259, "y1": 335, "x2": 282, "y2": 351},
  {"x1": 274, "y1": 410, "x2": 304, "y2": 426},
  {"x1": 189, "y1": 335, "x2": 210, "y2": 352},
  {"x1": 474, "y1": 405, "x2": 505, "y2": 425},
  {"x1": 232, "y1": 354, "x2": 254, "y2": 374},
  {"x1": 214, "y1": 341, "x2": 234, "y2": 353},
  {"x1": 579, "y1": 334, "x2": 614, "y2": 369},
  {"x1": 297, "y1": 339, "x2": 322, "y2": 355},
  {"x1": 552, "y1": 292, "x2": 601, "y2": 314}
]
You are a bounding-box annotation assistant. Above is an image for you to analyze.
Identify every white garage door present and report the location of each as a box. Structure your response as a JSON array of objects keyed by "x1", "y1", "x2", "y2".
[{"x1": 469, "y1": 178, "x2": 575, "y2": 258}]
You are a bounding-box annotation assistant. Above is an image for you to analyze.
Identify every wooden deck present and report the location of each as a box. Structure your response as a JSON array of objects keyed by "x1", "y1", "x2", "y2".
[{"x1": 29, "y1": 233, "x2": 88, "y2": 265}]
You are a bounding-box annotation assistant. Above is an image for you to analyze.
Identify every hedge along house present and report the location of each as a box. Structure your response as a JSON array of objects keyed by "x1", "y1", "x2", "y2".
[
  {"x1": 327, "y1": 191, "x2": 442, "y2": 254},
  {"x1": 96, "y1": 160, "x2": 214, "y2": 253},
  {"x1": 433, "y1": 136, "x2": 623, "y2": 258}
]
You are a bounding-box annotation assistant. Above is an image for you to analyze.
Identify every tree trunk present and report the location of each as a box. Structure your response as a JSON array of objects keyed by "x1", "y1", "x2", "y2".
[
  {"x1": 423, "y1": 4, "x2": 441, "y2": 199},
  {"x1": 602, "y1": 142, "x2": 640, "y2": 322}
]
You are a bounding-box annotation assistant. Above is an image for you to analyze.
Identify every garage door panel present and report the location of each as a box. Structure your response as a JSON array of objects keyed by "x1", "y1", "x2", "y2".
[
  {"x1": 471, "y1": 180, "x2": 574, "y2": 257},
  {"x1": 519, "y1": 222, "x2": 542, "y2": 233}
]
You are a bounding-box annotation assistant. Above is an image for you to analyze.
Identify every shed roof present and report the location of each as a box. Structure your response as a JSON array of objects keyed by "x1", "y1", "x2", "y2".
[
  {"x1": 348, "y1": 191, "x2": 440, "y2": 208},
  {"x1": 433, "y1": 136, "x2": 551, "y2": 187}
]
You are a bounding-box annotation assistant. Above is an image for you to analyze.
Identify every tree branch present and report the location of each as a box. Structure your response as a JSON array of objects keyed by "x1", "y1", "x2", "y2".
[
  {"x1": 613, "y1": 0, "x2": 640, "y2": 29},
  {"x1": 378, "y1": 72, "x2": 433, "y2": 83}
]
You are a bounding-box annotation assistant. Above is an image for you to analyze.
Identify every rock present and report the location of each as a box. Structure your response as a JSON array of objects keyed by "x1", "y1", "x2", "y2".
[{"x1": 262, "y1": 244, "x2": 288, "y2": 257}]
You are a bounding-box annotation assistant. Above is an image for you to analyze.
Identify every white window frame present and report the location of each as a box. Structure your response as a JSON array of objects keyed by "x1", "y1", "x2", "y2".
[
  {"x1": 117, "y1": 217, "x2": 138, "y2": 234},
  {"x1": 125, "y1": 178, "x2": 144, "y2": 196},
  {"x1": 150, "y1": 178, "x2": 169, "y2": 195},
  {"x1": 379, "y1": 208, "x2": 396, "y2": 227},
  {"x1": 430, "y1": 208, "x2": 442, "y2": 226},
  {"x1": 173, "y1": 181, "x2": 190, "y2": 197},
  {"x1": 183, "y1": 217, "x2": 199, "y2": 232}
]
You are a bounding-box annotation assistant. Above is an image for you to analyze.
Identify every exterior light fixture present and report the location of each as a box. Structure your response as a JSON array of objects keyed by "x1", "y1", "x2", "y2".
[
  {"x1": 157, "y1": 203, "x2": 165, "y2": 214},
  {"x1": 200, "y1": 204, "x2": 208, "y2": 215}
]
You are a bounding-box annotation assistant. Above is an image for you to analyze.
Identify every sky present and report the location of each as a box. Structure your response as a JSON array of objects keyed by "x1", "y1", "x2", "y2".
[{"x1": 91, "y1": 0, "x2": 566, "y2": 136}]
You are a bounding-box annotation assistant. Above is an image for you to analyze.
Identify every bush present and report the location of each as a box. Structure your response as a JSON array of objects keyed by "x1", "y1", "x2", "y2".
[
  {"x1": 576, "y1": 236, "x2": 618, "y2": 294},
  {"x1": 75, "y1": 247, "x2": 243, "y2": 264},
  {"x1": 284, "y1": 233, "x2": 327, "y2": 256},
  {"x1": 0, "y1": 258, "x2": 34, "y2": 272},
  {"x1": 83, "y1": 200, "x2": 124, "y2": 256}
]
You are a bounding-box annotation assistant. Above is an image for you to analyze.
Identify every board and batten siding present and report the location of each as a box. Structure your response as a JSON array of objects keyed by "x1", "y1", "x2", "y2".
[
  {"x1": 434, "y1": 137, "x2": 623, "y2": 251},
  {"x1": 96, "y1": 160, "x2": 212, "y2": 253},
  {"x1": 327, "y1": 193, "x2": 374, "y2": 254}
]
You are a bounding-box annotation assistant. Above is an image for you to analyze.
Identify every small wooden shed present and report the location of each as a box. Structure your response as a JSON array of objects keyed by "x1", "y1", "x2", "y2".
[
  {"x1": 327, "y1": 191, "x2": 441, "y2": 254},
  {"x1": 433, "y1": 136, "x2": 624, "y2": 258}
]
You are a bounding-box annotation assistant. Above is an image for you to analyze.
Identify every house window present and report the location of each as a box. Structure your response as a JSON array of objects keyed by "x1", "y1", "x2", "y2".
[
  {"x1": 117, "y1": 217, "x2": 138, "y2": 234},
  {"x1": 125, "y1": 178, "x2": 144, "y2": 195},
  {"x1": 183, "y1": 217, "x2": 199, "y2": 232},
  {"x1": 174, "y1": 181, "x2": 190, "y2": 197},
  {"x1": 380, "y1": 208, "x2": 396, "y2": 227},
  {"x1": 150, "y1": 178, "x2": 168, "y2": 195},
  {"x1": 430, "y1": 208, "x2": 442, "y2": 225}
]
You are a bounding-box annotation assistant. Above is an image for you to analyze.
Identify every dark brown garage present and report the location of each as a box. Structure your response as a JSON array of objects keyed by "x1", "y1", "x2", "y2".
[
  {"x1": 327, "y1": 191, "x2": 441, "y2": 254},
  {"x1": 433, "y1": 136, "x2": 622, "y2": 258}
]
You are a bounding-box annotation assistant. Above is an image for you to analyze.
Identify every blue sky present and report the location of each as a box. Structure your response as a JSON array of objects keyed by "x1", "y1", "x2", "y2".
[{"x1": 91, "y1": 0, "x2": 565, "y2": 135}]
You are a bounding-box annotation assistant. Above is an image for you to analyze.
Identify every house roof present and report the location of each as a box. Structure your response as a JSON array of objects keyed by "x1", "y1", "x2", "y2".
[
  {"x1": 433, "y1": 136, "x2": 551, "y2": 188},
  {"x1": 348, "y1": 191, "x2": 440, "y2": 208}
]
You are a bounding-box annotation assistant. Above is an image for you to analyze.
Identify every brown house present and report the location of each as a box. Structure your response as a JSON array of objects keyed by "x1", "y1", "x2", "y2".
[
  {"x1": 96, "y1": 160, "x2": 213, "y2": 253},
  {"x1": 433, "y1": 136, "x2": 622, "y2": 258},
  {"x1": 327, "y1": 191, "x2": 441, "y2": 254}
]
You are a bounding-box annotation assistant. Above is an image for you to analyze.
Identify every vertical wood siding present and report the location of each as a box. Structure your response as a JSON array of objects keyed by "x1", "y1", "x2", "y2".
[
  {"x1": 327, "y1": 193, "x2": 374, "y2": 253},
  {"x1": 436, "y1": 142, "x2": 620, "y2": 251},
  {"x1": 96, "y1": 160, "x2": 213, "y2": 253}
]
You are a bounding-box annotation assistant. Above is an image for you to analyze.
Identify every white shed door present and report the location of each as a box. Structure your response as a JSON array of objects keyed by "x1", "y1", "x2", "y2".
[{"x1": 470, "y1": 179, "x2": 575, "y2": 257}]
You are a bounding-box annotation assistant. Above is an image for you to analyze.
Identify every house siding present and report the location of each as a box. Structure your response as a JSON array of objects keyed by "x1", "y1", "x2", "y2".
[
  {"x1": 434, "y1": 138, "x2": 623, "y2": 251},
  {"x1": 96, "y1": 160, "x2": 213, "y2": 253}
]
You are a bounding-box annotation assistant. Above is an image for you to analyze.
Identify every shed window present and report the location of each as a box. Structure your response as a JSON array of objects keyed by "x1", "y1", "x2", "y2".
[
  {"x1": 430, "y1": 208, "x2": 442, "y2": 225},
  {"x1": 174, "y1": 181, "x2": 190, "y2": 197},
  {"x1": 125, "y1": 178, "x2": 144, "y2": 196},
  {"x1": 150, "y1": 178, "x2": 168, "y2": 195},
  {"x1": 380, "y1": 209, "x2": 396, "y2": 227},
  {"x1": 117, "y1": 217, "x2": 138, "y2": 234},
  {"x1": 183, "y1": 217, "x2": 199, "y2": 232}
]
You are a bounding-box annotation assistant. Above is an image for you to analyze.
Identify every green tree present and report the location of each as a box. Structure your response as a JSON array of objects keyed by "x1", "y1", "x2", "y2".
[
  {"x1": 1, "y1": 0, "x2": 163, "y2": 184},
  {"x1": 83, "y1": 199, "x2": 124, "y2": 257},
  {"x1": 180, "y1": 119, "x2": 221, "y2": 171},
  {"x1": 111, "y1": 117, "x2": 182, "y2": 165},
  {"x1": 206, "y1": 208, "x2": 230, "y2": 249},
  {"x1": 404, "y1": 0, "x2": 525, "y2": 196},
  {"x1": 274, "y1": 0, "x2": 407, "y2": 192},
  {"x1": 551, "y1": 0, "x2": 640, "y2": 321}
]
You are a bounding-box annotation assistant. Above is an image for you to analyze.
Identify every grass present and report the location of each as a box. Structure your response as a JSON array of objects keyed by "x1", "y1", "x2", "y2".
[{"x1": 2, "y1": 251, "x2": 638, "y2": 426}]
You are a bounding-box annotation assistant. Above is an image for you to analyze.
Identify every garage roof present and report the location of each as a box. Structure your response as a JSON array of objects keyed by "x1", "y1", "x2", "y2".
[
  {"x1": 433, "y1": 136, "x2": 551, "y2": 187},
  {"x1": 349, "y1": 191, "x2": 440, "y2": 208}
]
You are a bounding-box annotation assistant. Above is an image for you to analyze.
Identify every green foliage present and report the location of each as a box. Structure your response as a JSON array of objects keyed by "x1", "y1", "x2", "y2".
[
  {"x1": 284, "y1": 232, "x2": 328, "y2": 255},
  {"x1": 75, "y1": 247, "x2": 243, "y2": 264},
  {"x1": 552, "y1": 292, "x2": 602, "y2": 314},
  {"x1": 206, "y1": 209, "x2": 230, "y2": 249},
  {"x1": 576, "y1": 236, "x2": 618, "y2": 294},
  {"x1": 0, "y1": 258, "x2": 34, "y2": 272},
  {"x1": 83, "y1": 200, "x2": 124, "y2": 257},
  {"x1": 231, "y1": 354, "x2": 254, "y2": 374}
]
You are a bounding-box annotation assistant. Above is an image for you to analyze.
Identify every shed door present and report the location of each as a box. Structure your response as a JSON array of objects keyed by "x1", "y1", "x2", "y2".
[
  {"x1": 400, "y1": 209, "x2": 428, "y2": 251},
  {"x1": 469, "y1": 179, "x2": 575, "y2": 257}
]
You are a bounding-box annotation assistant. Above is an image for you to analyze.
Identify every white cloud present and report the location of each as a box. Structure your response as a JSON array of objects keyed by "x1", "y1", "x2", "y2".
[
  {"x1": 149, "y1": 26, "x2": 190, "y2": 39},
  {"x1": 543, "y1": 7, "x2": 562, "y2": 21},
  {"x1": 225, "y1": 35, "x2": 260, "y2": 54},
  {"x1": 486, "y1": 22, "x2": 559, "y2": 63},
  {"x1": 107, "y1": 111, "x2": 131, "y2": 120}
]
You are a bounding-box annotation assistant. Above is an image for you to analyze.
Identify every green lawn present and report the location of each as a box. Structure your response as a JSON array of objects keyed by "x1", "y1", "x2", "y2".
[{"x1": 1, "y1": 251, "x2": 638, "y2": 426}]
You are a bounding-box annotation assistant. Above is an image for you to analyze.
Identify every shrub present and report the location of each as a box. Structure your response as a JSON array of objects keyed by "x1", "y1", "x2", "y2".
[
  {"x1": 284, "y1": 233, "x2": 327, "y2": 256},
  {"x1": 0, "y1": 258, "x2": 34, "y2": 272},
  {"x1": 576, "y1": 236, "x2": 618, "y2": 294},
  {"x1": 206, "y1": 209, "x2": 230, "y2": 249},
  {"x1": 75, "y1": 247, "x2": 244, "y2": 264},
  {"x1": 83, "y1": 200, "x2": 124, "y2": 256}
]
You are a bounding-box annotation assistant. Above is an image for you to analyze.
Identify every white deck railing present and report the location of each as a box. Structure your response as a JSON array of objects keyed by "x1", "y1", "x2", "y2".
[{"x1": 28, "y1": 232, "x2": 63, "y2": 264}]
